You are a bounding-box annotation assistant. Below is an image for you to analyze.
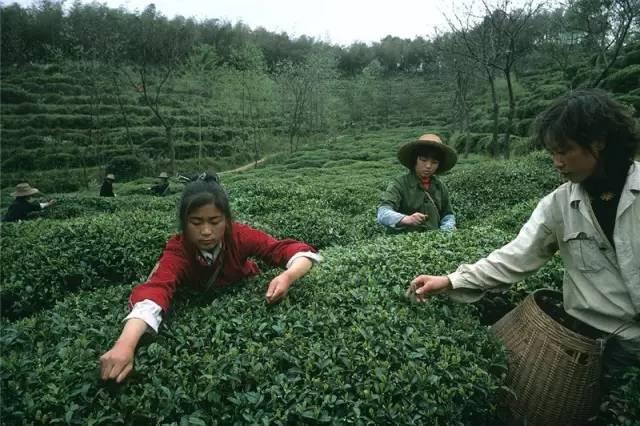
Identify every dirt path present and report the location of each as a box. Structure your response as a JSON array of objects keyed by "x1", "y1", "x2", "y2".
[{"x1": 220, "y1": 155, "x2": 273, "y2": 175}]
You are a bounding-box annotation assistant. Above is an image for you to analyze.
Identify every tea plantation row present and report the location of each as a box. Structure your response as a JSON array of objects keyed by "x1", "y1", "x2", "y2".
[
  {"x1": 1, "y1": 140, "x2": 637, "y2": 423},
  {"x1": 0, "y1": 151, "x2": 560, "y2": 319},
  {"x1": 3, "y1": 227, "x2": 517, "y2": 424}
]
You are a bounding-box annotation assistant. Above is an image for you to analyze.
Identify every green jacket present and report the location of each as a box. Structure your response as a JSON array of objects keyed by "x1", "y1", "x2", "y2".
[{"x1": 379, "y1": 172, "x2": 454, "y2": 231}]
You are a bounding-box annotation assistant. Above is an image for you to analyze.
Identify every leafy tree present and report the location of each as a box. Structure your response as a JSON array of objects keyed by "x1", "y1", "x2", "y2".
[{"x1": 565, "y1": 0, "x2": 640, "y2": 87}]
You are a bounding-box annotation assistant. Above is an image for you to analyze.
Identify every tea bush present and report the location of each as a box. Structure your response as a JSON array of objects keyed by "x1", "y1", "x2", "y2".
[
  {"x1": 2, "y1": 128, "x2": 637, "y2": 423},
  {"x1": 446, "y1": 152, "x2": 562, "y2": 225},
  {"x1": 1, "y1": 227, "x2": 514, "y2": 424},
  {"x1": 0, "y1": 209, "x2": 174, "y2": 319}
]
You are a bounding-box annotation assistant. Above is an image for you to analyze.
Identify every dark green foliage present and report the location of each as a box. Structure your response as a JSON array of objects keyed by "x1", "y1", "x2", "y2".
[
  {"x1": 1, "y1": 149, "x2": 36, "y2": 172},
  {"x1": 605, "y1": 65, "x2": 640, "y2": 93},
  {"x1": 0, "y1": 85, "x2": 33, "y2": 103},
  {"x1": 600, "y1": 366, "x2": 640, "y2": 425},
  {"x1": 615, "y1": 95, "x2": 640, "y2": 116},
  {"x1": 18, "y1": 134, "x2": 45, "y2": 148},
  {"x1": 446, "y1": 152, "x2": 562, "y2": 225},
  {"x1": 1, "y1": 227, "x2": 510, "y2": 424},
  {"x1": 0, "y1": 207, "x2": 174, "y2": 319},
  {"x1": 2, "y1": 136, "x2": 638, "y2": 422},
  {"x1": 106, "y1": 155, "x2": 146, "y2": 180}
]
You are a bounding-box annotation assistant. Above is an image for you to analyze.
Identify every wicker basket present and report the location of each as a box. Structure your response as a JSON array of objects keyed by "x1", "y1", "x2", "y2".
[{"x1": 491, "y1": 289, "x2": 605, "y2": 426}]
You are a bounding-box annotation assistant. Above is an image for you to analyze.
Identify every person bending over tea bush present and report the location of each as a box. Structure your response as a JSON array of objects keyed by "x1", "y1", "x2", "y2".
[
  {"x1": 377, "y1": 133, "x2": 457, "y2": 232},
  {"x1": 2, "y1": 182, "x2": 56, "y2": 222},
  {"x1": 149, "y1": 172, "x2": 170, "y2": 196},
  {"x1": 100, "y1": 174, "x2": 116, "y2": 197},
  {"x1": 100, "y1": 173, "x2": 322, "y2": 382},
  {"x1": 408, "y1": 89, "x2": 640, "y2": 371}
]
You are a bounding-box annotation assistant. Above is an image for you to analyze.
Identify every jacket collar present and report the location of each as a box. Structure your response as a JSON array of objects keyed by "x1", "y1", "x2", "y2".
[
  {"x1": 568, "y1": 161, "x2": 639, "y2": 209},
  {"x1": 408, "y1": 172, "x2": 438, "y2": 189}
]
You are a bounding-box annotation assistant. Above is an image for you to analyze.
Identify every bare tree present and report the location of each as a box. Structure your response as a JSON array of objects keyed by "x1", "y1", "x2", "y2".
[
  {"x1": 276, "y1": 52, "x2": 336, "y2": 153},
  {"x1": 446, "y1": 0, "x2": 541, "y2": 158},
  {"x1": 447, "y1": 9, "x2": 502, "y2": 157},
  {"x1": 123, "y1": 5, "x2": 193, "y2": 173},
  {"x1": 481, "y1": 0, "x2": 542, "y2": 158}
]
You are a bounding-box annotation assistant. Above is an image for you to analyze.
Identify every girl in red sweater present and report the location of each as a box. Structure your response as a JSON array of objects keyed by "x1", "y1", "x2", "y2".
[{"x1": 100, "y1": 173, "x2": 321, "y2": 383}]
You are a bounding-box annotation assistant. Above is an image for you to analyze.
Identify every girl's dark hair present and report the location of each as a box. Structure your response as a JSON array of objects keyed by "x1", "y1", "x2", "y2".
[
  {"x1": 414, "y1": 146, "x2": 444, "y2": 164},
  {"x1": 178, "y1": 172, "x2": 235, "y2": 252},
  {"x1": 535, "y1": 89, "x2": 639, "y2": 170}
]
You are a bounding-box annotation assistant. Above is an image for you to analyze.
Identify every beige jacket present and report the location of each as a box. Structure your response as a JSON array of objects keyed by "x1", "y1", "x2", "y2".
[{"x1": 448, "y1": 162, "x2": 640, "y2": 343}]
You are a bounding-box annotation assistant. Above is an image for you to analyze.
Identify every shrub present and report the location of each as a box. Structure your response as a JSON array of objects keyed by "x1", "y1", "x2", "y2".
[
  {"x1": 1, "y1": 150, "x2": 36, "y2": 172},
  {"x1": 604, "y1": 65, "x2": 640, "y2": 93},
  {"x1": 1, "y1": 227, "x2": 511, "y2": 424},
  {"x1": 35, "y1": 152, "x2": 79, "y2": 170},
  {"x1": 508, "y1": 136, "x2": 536, "y2": 156},
  {"x1": 143, "y1": 136, "x2": 168, "y2": 151},
  {"x1": 0, "y1": 207, "x2": 174, "y2": 319},
  {"x1": 19, "y1": 135, "x2": 45, "y2": 149},
  {"x1": 446, "y1": 151, "x2": 561, "y2": 225},
  {"x1": 614, "y1": 94, "x2": 640, "y2": 116},
  {"x1": 1, "y1": 85, "x2": 33, "y2": 103},
  {"x1": 63, "y1": 132, "x2": 91, "y2": 146},
  {"x1": 12, "y1": 102, "x2": 47, "y2": 114},
  {"x1": 106, "y1": 155, "x2": 146, "y2": 180}
]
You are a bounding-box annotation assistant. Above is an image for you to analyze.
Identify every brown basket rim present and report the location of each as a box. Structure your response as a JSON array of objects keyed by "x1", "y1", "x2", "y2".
[{"x1": 526, "y1": 288, "x2": 605, "y2": 353}]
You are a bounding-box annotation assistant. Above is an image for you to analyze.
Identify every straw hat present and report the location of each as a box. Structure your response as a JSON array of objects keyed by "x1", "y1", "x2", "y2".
[
  {"x1": 105, "y1": 174, "x2": 116, "y2": 181},
  {"x1": 158, "y1": 172, "x2": 169, "y2": 178},
  {"x1": 11, "y1": 183, "x2": 40, "y2": 198},
  {"x1": 397, "y1": 134, "x2": 458, "y2": 173}
]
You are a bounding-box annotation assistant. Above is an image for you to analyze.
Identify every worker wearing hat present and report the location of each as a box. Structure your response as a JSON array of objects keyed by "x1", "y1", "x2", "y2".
[
  {"x1": 2, "y1": 183, "x2": 56, "y2": 222},
  {"x1": 377, "y1": 133, "x2": 458, "y2": 232},
  {"x1": 100, "y1": 174, "x2": 116, "y2": 197},
  {"x1": 150, "y1": 172, "x2": 170, "y2": 196}
]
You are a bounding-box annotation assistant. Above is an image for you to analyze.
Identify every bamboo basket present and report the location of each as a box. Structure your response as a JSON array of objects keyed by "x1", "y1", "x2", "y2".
[{"x1": 491, "y1": 289, "x2": 605, "y2": 426}]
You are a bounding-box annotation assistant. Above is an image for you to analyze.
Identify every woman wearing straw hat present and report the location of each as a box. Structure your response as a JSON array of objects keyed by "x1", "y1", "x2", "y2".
[
  {"x1": 407, "y1": 89, "x2": 640, "y2": 372},
  {"x1": 377, "y1": 133, "x2": 457, "y2": 232},
  {"x1": 2, "y1": 183, "x2": 55, "y2": 222},
  {"x1": 149, "y1": 172, "x2": 170, "y2": 196},
  {"x1": 100, "y1": 174, "x2": 116, "y2": 197}
]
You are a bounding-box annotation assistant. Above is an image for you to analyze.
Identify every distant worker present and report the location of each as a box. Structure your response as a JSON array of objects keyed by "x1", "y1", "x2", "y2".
[
  {"x1": 2, "y1": 183, "x2": 56, "y2": 222},
  {"x1": 100, "y1": 174, "x2": 116, "y2": 197},
  {"x1": 377, "y1": 133, "x2": 457, "y2": 232},
  {"x1": 149, "y1": 172, "x2": 170, "y2": 196}
]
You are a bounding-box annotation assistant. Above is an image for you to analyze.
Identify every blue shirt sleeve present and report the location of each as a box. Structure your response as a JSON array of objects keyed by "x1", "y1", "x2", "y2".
[
  {"x1": 439, "y1": 213, "x2": 456, "y2": 231},
  {"x1": 377, "y1": 205, "x2": 405, "y2": 228}
]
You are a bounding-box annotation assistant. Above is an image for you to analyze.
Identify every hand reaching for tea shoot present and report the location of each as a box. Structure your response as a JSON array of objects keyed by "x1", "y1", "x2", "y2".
[
  {"x1": 406, "y1": 275, "x2": 452, "y2": 302},
  {"x1": 265, "y1": 273, "x2": 293, "y2": 304},
  {"x1": 265, "y1": 257, "x2": 313, "y2": 304},
  {"x1": 100, "y1": 318, "x2": 147, "y2": 383},
  {"x1": 400, "y1": 212, "x2": 426, "y2": 227}
]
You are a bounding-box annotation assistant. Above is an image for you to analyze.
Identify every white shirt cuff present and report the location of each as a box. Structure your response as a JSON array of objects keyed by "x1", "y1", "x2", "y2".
[
  {"x1": 286, "y1": 251, "x2": 323, "y2": 268},
  {"x1": 124, "y1": 299, "x2": 163, "y2": 333}
]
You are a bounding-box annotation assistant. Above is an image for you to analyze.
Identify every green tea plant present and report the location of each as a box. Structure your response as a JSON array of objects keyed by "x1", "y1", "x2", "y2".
[{"x1": 2, "y1": 227, "x2": 513, "y2": 424}]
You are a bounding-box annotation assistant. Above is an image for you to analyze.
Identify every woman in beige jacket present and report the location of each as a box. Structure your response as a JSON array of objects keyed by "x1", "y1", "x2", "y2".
[{"x1": 408, "y1": 89, "x2": 639, "y2": 370}]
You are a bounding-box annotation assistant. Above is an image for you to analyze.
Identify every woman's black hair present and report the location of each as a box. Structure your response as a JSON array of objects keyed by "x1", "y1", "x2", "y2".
[
  {"x1": 178, "y1": 172, "x2": 235, "y2": 252},
  {"x1": 535, "y1": 89, "x2": 639, "y2": 175},
  {"x1": 413, "y1": 146, "x2": 444, "y2": 164}
]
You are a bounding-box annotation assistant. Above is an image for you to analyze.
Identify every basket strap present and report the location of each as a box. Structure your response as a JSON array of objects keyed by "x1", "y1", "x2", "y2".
[{"x1": 599, "y1": 316, "x2": 639, "y2": 354}]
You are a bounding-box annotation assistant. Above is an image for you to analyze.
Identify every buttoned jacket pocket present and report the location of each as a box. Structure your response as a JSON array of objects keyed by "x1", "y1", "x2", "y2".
[{"x1": 562, "y1": 231, "x2": 605, "y2": 272}]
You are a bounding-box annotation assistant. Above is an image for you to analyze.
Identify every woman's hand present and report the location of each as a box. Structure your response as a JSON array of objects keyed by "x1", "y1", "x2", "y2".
[
  {"x1": 100, "y1": 341, "x2": 135, "y2": 383},
  {"x1": 99, "y1": 318, "x2": 147, "y2": 383},
  {"x1": 265, "y1": 273, "x2": 294, "y2": 304},
  {"x1": 400, "y1": 212, "x2": 426, "y2": 226},
  {"x1": 406, "y1": 275, "x2": 451, "y2": 302}
]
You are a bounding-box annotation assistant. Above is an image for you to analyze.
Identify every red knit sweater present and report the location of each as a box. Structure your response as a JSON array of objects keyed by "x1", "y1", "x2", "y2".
[{"x1": 129, "y1": 222, "x2": 316, "y2": 312}]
